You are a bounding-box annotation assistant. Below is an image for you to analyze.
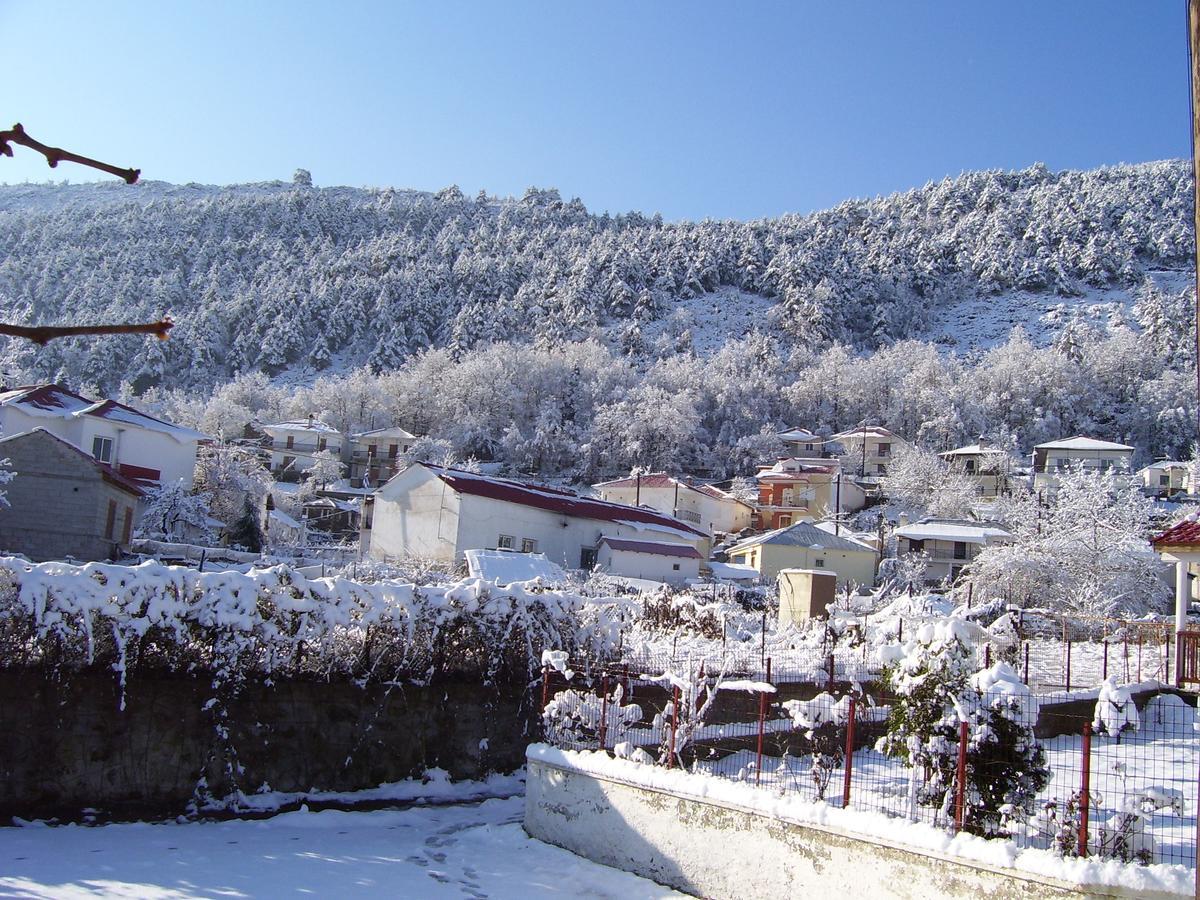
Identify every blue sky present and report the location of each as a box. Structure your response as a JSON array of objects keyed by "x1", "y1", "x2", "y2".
[{"x1": 0, "y1": 1, "x2": 1190, "y2": 220}]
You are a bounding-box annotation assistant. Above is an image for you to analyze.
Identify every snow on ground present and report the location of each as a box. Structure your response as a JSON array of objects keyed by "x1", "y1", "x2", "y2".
[
  {"x1": 0, "y1": 795, "x2": 683, "y2": 899},
  {"x1": 638, "y1": 287, "x2": 778, "y2": 355}
]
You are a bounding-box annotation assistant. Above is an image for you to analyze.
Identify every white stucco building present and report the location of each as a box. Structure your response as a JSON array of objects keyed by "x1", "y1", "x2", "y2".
[
  {"x1": 349, "y1": 425, "x2": 418, "y2": 486},
  {"x1": 0, "y1": 384, "x2": 209, "y2": 489},
  {"x1": 262, "y1": 418, "x2": 344, "y2": 479},
  {"x1": 368, "y1": 463, "x2": 708, "y2": 582},
  {"x1": 1031, "y1": 436, "x2": 1135, "y2": 493},
  {"x1": 592, "y1": 473, "x2": 753, "y2": 538},
  {"x1": 893, "y1": 518, "x2": 1014, "y2": 583}
]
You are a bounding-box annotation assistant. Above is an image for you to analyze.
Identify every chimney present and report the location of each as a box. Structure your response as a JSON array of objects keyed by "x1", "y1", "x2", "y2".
[{"x1": 898, "y1": 513, "x2": 909, "y2": 527}]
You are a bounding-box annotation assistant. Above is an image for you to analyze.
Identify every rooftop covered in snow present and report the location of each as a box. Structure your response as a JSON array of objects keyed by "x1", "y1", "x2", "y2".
[
  {"x1": 893, "y1": 519, "x2": 1012, "y2": 544},
  {"x1": 1033, "y1": 436, "x2": 1134, "y2": 452},
  {"x1": 726, "y1": 521, "x2": 873, "y2": 555}
]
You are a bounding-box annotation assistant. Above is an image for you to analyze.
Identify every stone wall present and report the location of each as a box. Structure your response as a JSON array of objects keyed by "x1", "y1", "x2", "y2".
[{"x1": 0, "y1": 670, "x2": 532, "y2": 820}]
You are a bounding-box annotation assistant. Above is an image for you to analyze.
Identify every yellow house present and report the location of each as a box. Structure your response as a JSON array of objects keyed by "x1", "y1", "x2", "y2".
[{"x1": 726, "y1": 521, "x2": 877, "y2": 589}]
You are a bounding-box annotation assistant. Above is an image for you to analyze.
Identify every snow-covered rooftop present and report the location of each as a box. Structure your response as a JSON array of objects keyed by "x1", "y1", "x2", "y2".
[
  {"x1": 727, "y1": 521, "x2": 873, "y2": 555},
  {"x1": 776, "y1": 427, "x2": 822, "y2": 443},
  {"x1": 599, "y1": 537, "x2": 703, "y2": 559},
  {"x1": 1034, "y1": 436, "x2": 1135, "y2": 452},
  {"x1": 352, "y1": 425, "x2": 417, "y2": 440},
  {"x1": 464, "y1": 549, "x2": 568, "y2": 585},
  {"x1": 265, "y1": 419, "x2": 342, "y2": 435},
  {"x1": 894, "y1": 520, "x2": 1013, "y2": 544},
  {"x1": 0, "y1": 384, "x2": 209, "y2": 443},
  {"x1": 940, "y1": 443, "x2": 1008, "y2": 457}
]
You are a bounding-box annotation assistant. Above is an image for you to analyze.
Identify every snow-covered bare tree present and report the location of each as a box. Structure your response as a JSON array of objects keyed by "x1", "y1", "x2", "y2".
[
  {"x1": 884, "y1": 445, "x2": 979, "y2": 519},
  {"x1": 135, "y1": 480, "x2": 215, "y2": 543}
]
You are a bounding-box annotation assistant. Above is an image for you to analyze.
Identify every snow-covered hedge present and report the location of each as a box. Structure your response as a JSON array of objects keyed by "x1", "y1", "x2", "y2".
[{"x1": 0, "y1": 557, "x2": 635, "y2": 689}]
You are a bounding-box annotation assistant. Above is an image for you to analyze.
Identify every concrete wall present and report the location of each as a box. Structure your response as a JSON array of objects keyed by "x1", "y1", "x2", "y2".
[
  {"x1": 0, "y1": 670, "x2": 531, "y2": 820},
  {"x1": 370, "y1": 468, "x2": 461, "y2": 561},
  {"x1": 596, "y1": 546, "x2": 699, "y2": 584},
  {"x1": 525, "y1": 752, "x2": 1178, "y2": 900},
  {"x1": 0, "y1": 431, "x2": 139, "y2": 561}
]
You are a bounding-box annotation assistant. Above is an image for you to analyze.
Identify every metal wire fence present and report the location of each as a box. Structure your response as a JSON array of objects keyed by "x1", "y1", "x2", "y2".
[{"x1": 536, "y1": 651, "x2": 1200, "y2": 872}]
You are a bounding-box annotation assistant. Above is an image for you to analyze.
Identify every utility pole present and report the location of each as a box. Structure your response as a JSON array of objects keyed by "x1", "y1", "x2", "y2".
[{"x1": 1189, "y1": 0, "x2": 1200, "y2": 440}]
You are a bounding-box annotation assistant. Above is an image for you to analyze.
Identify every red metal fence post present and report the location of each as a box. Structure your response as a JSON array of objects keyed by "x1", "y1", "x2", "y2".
[
  {"x1": 667, "y1": 684, "x2": 680, "y2": 769},
  {"x1": 842, "y1": 694, "x2": 857, "y2": 808},
  {"x1": 1165, "y1": 628, "x2": 1171, "y2": 685},
  {"x1": 598, "y1": 674, "x2": 609, "y2": 750},
  {"x1": 1066, "y1": 639, "x2": 1072, "y2": 692},
  {"x1": 954, "y1": 719, "x2": 969, "y2": 833},
  {"x1": 755, "y1": 665, "x2": 770, "y2": 787},
  {"x1": 1079, "y1": 722, "x2": 1092, "y2": 858},
  {"x1": 1023, "y1": 642, "x2": 1030, "y2": 685}
]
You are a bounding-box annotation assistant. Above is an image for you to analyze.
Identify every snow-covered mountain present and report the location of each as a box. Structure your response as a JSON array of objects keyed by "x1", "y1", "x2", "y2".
[{"x1": 0, "y1": 160, "x2": 1190, "y2": 394}]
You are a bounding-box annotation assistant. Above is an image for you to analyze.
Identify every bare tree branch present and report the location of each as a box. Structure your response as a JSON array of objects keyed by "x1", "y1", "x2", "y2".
[
  {"x1": 0, "y1": 123, "x2": 170, "y2": 344},
  {"x1": 0, "y1": 318, "x2": 173, "y2": 346},
  {"x1": 0, "y1": 123, "x2": 140, "y2": 184}
]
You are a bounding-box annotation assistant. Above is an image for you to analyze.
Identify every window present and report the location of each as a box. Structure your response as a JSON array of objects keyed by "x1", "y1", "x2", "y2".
[
  {"x1": 104, "y1": 499, "x2": 117, "y2": 540},
  {"x1": 672, "y1": 563, "x2": 680, "y2": 571},
  {"x1": 965, "y1": 459, "x2": 976, "y2": 473},
  {"x1": 388, "y1": 444, "x2": 398, "y2": 458},
  {"x1": 953, "y1": 541, "x2": 968, "y2": 560},
  {"x1": 367, "y1": 444, "x2": 377, "y2": 457},
  {"x1": 781, "y1": 488, "x2": 794, "y2": 506},
  {"x1": 285, "y1": 435, "x2": 294, "y2": 450},
  {"x1": 497, "y1": 534, "x2": 514, "y2": 550},
  {"x1": 778, "y1": 514, "x2": 792, "y2": 527},
  {"x1": 951, "y1": 566, "x2": 963, "y2": 581},
  {"x1": 814, "y1": 558, "x2": 826, "y2": 568},
  {"x1": 907, "y1": 539, "x2": 925, "y2": 553},
  {"x1": 92, "y1": 436, "x2": 113, "y2": 463},
  {"x1": 580, "y1": 547, "x2": 597, "y2": 569},
  {"x1": 877, "y1": 442, "x2": 891, "y2": 457},
  {"x1": 876, "y1": 463, "x2": 887, "y2": 475},
  {"x1": 804, "y1": 443, "x2": 814, "y2": 451},
  {"x1": 521, "y1": 538, "x2": 538, "y2": 553},
  {"x1": 318, "y1": 438, "x2": 327, "y2": 451},
  {"x1": 1161, "y1": 474, "x2": 1171, "y2": 486}
]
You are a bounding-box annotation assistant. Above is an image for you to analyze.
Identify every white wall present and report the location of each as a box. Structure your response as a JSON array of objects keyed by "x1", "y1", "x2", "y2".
[
  {"x1": 369, "y1": 468, "x2": 461, "y2": 561},
  {"x1": 525, "y1": 752, "x2": 1129, "y2": 900},
  {"x1": 596, "y1": 545, "x2": 699, "y2": 584}
]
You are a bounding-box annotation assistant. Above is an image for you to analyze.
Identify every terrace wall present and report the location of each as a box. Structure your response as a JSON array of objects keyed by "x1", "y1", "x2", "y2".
[
  {"x1": 526, "y1": 748, "x2": 1186, "y2": 900},
  {"x1": 0, "y1": 671, "x2": 532, "y2": 820}
]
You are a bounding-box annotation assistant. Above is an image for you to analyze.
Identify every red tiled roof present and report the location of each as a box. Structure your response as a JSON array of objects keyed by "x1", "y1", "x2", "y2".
[
  {"x1": 1152, "y1": 518, "x2": 1200, "y2": 547},
  {"x1": 599, "y1": 537, "x2": 703, "y2": 559},
  {"x1": 594, "y1": 472, "x2": 678, "y2": 489},
  {"x1": 428, "y1": 465, "x2": 706, "y2": 538}
]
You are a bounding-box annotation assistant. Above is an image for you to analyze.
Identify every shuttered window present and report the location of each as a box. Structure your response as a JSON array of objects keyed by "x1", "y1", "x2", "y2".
[
  {"x1": 104, "y1": 500, "x2": 117, "y2": 540},
  {"x1": 121, "y1": 507, "x2": 133, "y2": 545}
]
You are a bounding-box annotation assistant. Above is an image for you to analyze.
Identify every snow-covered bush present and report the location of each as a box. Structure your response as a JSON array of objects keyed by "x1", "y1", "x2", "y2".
[
  {"x1": 542, "y1": 683, "x2": 642, "y2": 749},
  {"x1": 783, "y1": 691, "x2": 853, "y2": 799},
  {"x1": 136, "y1": 480, "x2": 216, "y2": 544},
  {"x1": 1092, "y1": 677, "x2": 1140, "y2": 742},
  {"x1": 877, "y1": 619, "x2": 1048, "y2": 836}
]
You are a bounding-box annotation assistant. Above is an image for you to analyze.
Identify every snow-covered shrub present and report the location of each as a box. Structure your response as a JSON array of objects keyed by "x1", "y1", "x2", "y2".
[
  {"x1": 1092, "y1": 677, "x2": 1140, "y2": 742},
  {"x1": 783, "y1": 691, "x2": 853, "y2": 799},
  {"x1": 638, "y1": 588, "x2": 725, "y2": 638},
  {"x1": 134, "y1": 480, "x2": 216, "y2": 544},
  {"x1": 877, "y1": 619, "x2": 1048, "y2": 835},
  {"x1": 646, "y1": 659, "x2": 732, "y2": 767},
  {"x1": 542, "y1": 683, "x2": 642, "y2": 749}
]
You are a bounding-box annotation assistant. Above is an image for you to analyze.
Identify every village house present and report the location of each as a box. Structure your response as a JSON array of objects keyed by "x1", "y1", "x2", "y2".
[
  {"x1": 262, "y1": 417, "x2": 344, "y2": 480},
  {"x1": 0, "y1": 428, "x2": 145, "y2": 562},
  {"x1": 0, "y1": 383, "x2": 209, "y2": 490},
  {"x1": 939, "y1": 441, "x2": 1014, "y2": 497},
  {"x1": 301, "y1": 495, "x2": 361, "y2": 541},
  {"x1": 592, "y1": 473, "x2": 753, "y2": 537},
  {"x1": 776, "y1": 427, "x2": 829, "y2": 457},
  {"x1": 1137, "y1": 460, "x2": 1189, "y2": 498},
  {"x1": 829, "y1": 425, "x2": 909, "y2": 478},
  {"x1": 753, "y1": 457, "x2": 866, "y2": 530},
  {"x1": 725, "y1": 521, "x2": 877, "y2": 588},
  {"x1": 893, "y1": 517, "x2": 1013, "y2": 583},
  {"x1": 349, "y1": 425, "x2": 418, "y2": 487},
  {"x1": 1031, "y1": 436, "x2": 1135, "y2": 493},
  {"x1": 367, "y1": 463, "x2": 708, "y2": 583}
]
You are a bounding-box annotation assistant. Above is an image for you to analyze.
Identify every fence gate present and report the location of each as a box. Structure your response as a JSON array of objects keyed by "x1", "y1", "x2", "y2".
[{"x1": 1176, "y1": 630, "x2": 1200, "y2": 688}]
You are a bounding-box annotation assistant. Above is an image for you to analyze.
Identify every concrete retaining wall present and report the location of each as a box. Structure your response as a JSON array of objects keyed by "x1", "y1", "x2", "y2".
[{"x1": 525, "y1": 747, "x2": 1186, "y2": 900}]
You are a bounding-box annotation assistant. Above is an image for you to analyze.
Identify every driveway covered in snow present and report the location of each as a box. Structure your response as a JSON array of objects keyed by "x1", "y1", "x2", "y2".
[{"x1": 0, "y1": 796, "x2": 682, "y2": 899}]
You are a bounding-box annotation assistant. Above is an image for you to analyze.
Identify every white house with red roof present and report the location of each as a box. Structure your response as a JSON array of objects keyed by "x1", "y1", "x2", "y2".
[
  {"x1": 0, "y1": 384, "x2": 210, "y2": 490},
  {"x1": 368, "y1": 463, "x2": 708, "y2": 583},
  {"x1": 592, "y1": 472, "x2": 753, "y2": 537}
]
